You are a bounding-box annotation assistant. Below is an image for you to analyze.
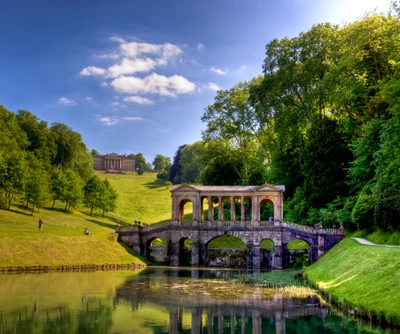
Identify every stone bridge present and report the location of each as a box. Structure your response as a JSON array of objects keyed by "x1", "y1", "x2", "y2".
[{"x1": 117, "y1": 184, "x2": 344, "y2": 269}]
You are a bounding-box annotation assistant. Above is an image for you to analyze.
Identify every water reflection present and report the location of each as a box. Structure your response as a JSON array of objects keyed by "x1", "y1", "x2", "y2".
[{"x1": 0, "y1": 268, "x2": 397, "y2": 333}]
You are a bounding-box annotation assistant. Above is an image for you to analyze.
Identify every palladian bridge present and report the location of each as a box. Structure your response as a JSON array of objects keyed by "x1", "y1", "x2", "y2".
[{"x1": 117, "y1": 184, "x2": 344, "y2": 269}]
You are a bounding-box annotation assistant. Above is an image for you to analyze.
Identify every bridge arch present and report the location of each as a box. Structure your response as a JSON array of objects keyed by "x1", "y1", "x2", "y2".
[
  {"x1": 287, "y1": 238, "x2": 311, "y2": 268},
  {"x1": 206, "y1": 235, "x2": 247, "y2": 268},
  {"x1": 179, "y1": 237, "x2": 192, "y2": 266},
  {"x1": 178, "y1": 198, "x2": 193, "y2": 221}
]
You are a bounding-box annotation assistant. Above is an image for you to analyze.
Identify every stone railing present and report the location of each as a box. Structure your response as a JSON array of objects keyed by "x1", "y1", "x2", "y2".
[{"x1": 117, "y1": 219, "x2": 343, "y2": 235}]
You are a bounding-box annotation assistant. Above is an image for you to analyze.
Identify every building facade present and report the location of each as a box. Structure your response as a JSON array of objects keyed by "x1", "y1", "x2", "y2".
[{"x1": 93, "y1": 153, "x2": 135, "y2": 171}]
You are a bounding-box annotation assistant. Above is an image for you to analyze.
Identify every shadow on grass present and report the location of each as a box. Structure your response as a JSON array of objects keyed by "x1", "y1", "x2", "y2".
[
  {"x1": 7, "y1": 208, "x2": 32, "y2": 217},
  {"x1": 118, "y1": 241, "x2": 148, "y2": 264},
  {"x1": 143, "y1": 179, "x2": 166, "y2": 189},
  {"x1": 87, "y1": 219, "x2": 117, "y2": 230}
]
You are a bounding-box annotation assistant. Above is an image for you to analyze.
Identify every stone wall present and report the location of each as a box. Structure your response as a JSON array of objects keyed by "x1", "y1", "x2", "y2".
[
  {"x1": 148, "y1": 247, "x2": 168, "y2": 264},
  {"x1": 207, "y1": 249, "x2": 247, "y2": 268}
]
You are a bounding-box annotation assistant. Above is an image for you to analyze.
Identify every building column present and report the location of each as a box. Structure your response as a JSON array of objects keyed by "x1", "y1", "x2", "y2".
[
  {"x1": 169, "y1": 308, "x2": 179, "y2": 334},
  {"x1": 230, "y1": 197, "x2": 235, "y2": 221},
  {"x1": 208, "y1": 197, "x2": 212, "y2": 222},
  {"x1": 247, "y1": 242, "x2": 260, "y2": 269},
  {"x1": 241, "y1": 197, "x2": 245, "y2": 222},
  {"x1": 191, "y1": 241, "x2": 199, "y2": 267},
  {"x1": 218, "y1": 196, "x2": 223, "y2": 221},
  {"x1": 252, "y1": 310, "x2": 261, "y2": 334},
  {"x1": 252, "y1": 195, "x2": 259, "y2": 222},
  {"x1": 200, "y1": 197, "x2": 204, "y2": 222}
]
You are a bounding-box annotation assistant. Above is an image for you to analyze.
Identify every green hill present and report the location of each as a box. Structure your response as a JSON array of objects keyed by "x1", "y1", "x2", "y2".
[
  {"x1": 305, "y1": 238, "x2": 400, "y2": 321},
  {"x1": 0, "y1": 172, "x2": 173, "y2": 268}
]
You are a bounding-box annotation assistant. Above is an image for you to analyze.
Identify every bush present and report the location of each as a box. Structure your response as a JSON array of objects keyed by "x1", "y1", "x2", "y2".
[
  {"x1": 136, "y1": 169, "x2": 144, "y2": 175},
  {"x1": 157, "y1": 171, "x2": 169, "y2": 180}
]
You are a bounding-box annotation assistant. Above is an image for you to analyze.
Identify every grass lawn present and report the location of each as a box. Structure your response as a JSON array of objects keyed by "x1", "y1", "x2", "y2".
[{"x1": 305, "y1": 238, "x2": 400, "y2": 320}]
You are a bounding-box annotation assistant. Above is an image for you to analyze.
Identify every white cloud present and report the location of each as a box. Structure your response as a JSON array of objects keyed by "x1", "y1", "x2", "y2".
[
  {"x1": 80, "y1": 66, "x2": 106, "y2": 76},
  {"x1": 121, "y1": 116, "x2": 144, "y2": 121},
  {"x1": 206, "y1": 82, "x2": 222, "y2": 91},
  {"x1": 197, "y1": 43, "x2": 205, "y2": 50},
  {"x1": 112, "y1": 73, "x2": 196, "y2": 97},
  {"x1": 239, "y1": 65, "x2": 247, "y2": 72},
  {"x1": 100, "y1": 81, "x2": 109, "y2": 87},
  {"x1": 110, "y1": 102, "x2": 120, "y2": 107},
  {"x1": 58, "y1": 97, "x2": 76, "y2": 106},
  {"x1": 210, "y1": 67, "x2": 227, "y2": 75},
  {"x1": 79, "y1": 41, "x2": 183, "y2": 78},
  {"x1": 99, "y1": 115, "x2": 144, "y2": 126},
  {"x1": 100, "y1": 117, "x2": 119, "y2": 126},
  {"x1": 94, "y1": 53, "x2": 120, "y2": 60},
  {"x1": 124, "y1": 96, "x2": 154, "y2": 104},
  {"x1": 85, "y1": 96, "x2": 92, "y2": 101},
  {"x1": 107, "y1": 57, "x2": 156, "y2": 78},
  {"x1": 109, "y1": 36, "x2": 126, "y2": 43}
]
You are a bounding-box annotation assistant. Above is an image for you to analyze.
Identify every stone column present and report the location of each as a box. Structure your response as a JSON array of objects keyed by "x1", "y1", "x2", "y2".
[
  {"x1": 200, "y1": 197, "x2": 204, "y2": 222},
  {"x1": 230, "y1": 197, "x2": 235, "y2": 221},
  {"x1": 168, "y1": 240, "x2": 180, "y2": 266},
  {"x1": 231, "y1": 316, "x2": 236, "y2": 334},
  {"x1": 282, "y1": 243, "x2": 289, "y2": 269},
  {"x1": 252, "y1": 195, "x2": 259, "y2": 221},
  {"x1": 208, "y1": 197, "x2": 212, "y2": 222},
  {"x1": 191, "y1": 242, "x2": 199, "y2": 267},
  {"x1": 218, "y1": 196, "x2": 223, "y2": 221},
  {"x1": 241, "y1": 197, "x2": 245, "y2": 222},
  {"x1": 218, "y1": 315, "x2": 223, "y2": 333},
  {"x1": 317, "y1": 234, "x2": 325, "y2": 259},
  {"x1": 199, "y1": 243, "x2": 207, "y2": 266},
  {"x1": 273, "y1": 245, "x2": 283, "y2": 269},
  {"x1": 247, "y1": 243, "x2": 260, "y2": 269}
]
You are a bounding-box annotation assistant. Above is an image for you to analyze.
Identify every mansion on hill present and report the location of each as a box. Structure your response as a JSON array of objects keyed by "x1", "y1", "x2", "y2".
[{"x1": 93, "y1": 153, "x2": 135, "y2": 172}]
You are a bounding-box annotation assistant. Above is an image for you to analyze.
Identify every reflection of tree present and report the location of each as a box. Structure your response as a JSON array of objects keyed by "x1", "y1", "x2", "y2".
[
  {"x1": 76, "y1": 302, "x2": 112, "y2": 334},
  {"x1": 0, "y1": 300, "x2": 113, "y2": 334}
]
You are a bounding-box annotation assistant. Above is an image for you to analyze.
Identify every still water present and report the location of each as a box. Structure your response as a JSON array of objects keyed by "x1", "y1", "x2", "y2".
[{"x1": 0, "y1": 268, "x2": 397, "y2": 334}]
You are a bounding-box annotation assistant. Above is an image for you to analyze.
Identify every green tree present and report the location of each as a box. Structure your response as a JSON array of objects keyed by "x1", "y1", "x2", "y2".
[
  {"x1": 60, "y1": 169, "x2": 82, "y2": 212},
  {"x1": 180, "y1": 142, "x2": 205, "y2": 183},
  {"x1": 100, "y1": 179, "x2": 118, "y2": 217},
  {"x1": 83, "y1": 175, "x2": 104, "y2": 215},
  {"x1": 90, "y1": 149, "x2": 99, "y2": 156},
  {"x1": 135, "y1": 153, "x2": 146, "y2": 170},
  {"x1": 152, "y1": 154, "x2": 171, "y2": 171},
  {"x1": 23, "y1": 153, "x2": 49, "y2": 214},
  {"x1": 169, "y1": 145, "x2": 187, "y2": 184}
]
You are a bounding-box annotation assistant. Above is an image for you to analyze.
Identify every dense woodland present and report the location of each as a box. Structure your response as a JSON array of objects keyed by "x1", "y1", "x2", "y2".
[
  {"x1": 167, "y1": 7, "x2": 400, "y2": 232},
  {"x1": 0, "y1": 108, "x2": 118, "y2": 216}
]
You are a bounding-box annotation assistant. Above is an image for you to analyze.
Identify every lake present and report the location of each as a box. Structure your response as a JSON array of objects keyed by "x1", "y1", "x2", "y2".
[{"x1": 0, "y1": 268, "x2": 397, "y2": 333}]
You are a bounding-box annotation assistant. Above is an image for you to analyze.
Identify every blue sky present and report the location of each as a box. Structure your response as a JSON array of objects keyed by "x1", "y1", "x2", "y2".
[{"x1": 0, "y1": 0, "x2": 391, "y2": 163}]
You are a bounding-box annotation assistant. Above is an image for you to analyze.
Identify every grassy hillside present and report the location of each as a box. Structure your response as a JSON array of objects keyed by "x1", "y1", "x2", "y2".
[
  {"x1": 0, "y1": 171, "x2": 174, "y2": 267},
  {"x1": 305, "y1": 238, "x2": 400, "y2": 320},
  {"x1": 93, "y1": 171, "x2": 172, "y2": 224}
]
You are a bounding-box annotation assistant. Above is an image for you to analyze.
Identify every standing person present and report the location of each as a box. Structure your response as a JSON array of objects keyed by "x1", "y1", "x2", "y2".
[{"x1": 38, "y1": 217, "x2": 44, "y2": 232}]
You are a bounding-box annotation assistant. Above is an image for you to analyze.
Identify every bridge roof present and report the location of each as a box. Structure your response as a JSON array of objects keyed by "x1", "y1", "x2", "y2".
[{"x1": 171, "y1": 184, "x2": 285, "y2": 192}]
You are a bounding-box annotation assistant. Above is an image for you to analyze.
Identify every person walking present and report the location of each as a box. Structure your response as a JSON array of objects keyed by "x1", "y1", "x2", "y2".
[{"x1": 38, "y1": 217, "x2": 44, "y2": 232}]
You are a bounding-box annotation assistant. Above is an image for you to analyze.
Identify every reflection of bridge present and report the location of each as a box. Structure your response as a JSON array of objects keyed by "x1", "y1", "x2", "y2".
[
  {"x1": 117, "y1": 184, "x2": 344, "y2": 269},
  {"x1": 115, "y1": 269, "x2": 329, "y2": 334}
]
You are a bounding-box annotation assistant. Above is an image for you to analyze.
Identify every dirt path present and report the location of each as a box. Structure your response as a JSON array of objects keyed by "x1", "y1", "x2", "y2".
[{"x1": 351, "y1": 237, "x2": 400, "y2": 248}]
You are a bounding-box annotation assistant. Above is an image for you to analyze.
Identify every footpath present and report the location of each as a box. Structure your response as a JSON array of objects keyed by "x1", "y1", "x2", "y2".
[{"x1": 351, "y1": 237, "x2": 400, "y2": 248}]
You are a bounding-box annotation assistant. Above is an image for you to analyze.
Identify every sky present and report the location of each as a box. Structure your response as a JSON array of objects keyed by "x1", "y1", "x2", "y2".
[{"x1": 0, "y1": 0, "x2": 392, "y2": 163}]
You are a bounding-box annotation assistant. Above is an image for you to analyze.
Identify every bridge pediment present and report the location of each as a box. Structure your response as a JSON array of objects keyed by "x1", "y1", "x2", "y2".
[
  {"x1": 170, "y1": 184, "x2": 199, "y2": 193},
  {"x1": 255, "y1": 184, "x2": 283, "y2": 192}
]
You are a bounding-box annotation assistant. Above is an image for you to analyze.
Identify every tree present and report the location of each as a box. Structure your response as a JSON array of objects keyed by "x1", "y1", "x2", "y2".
[
  {"x1": 60, "y1": 170, "x2": 82, "y2": 212},
  {"x1": 180, "y1": 142, "x2": 205, "y2": 183},
  {"x1": 99, "y1": 179, "x2": 118, "y2": 217},
  {"x1": 50, "y1": 123, "x2": 93, "y2": 180},
  {"x1": 83, "y1": 175, "x2": 104, "y2": 215},
  {"x1": 23, "y1": 153, "x2": 49, "y2": 214},
  {"x1": 169, "y1": 145, "x2": 187, "y2": 184},
  {"x1": 135, "y1": 153, "x2": 146, "y2": 170},
  {"x1": 91, "y1": 149, "x2": 99, "y2": 156},
  {"x1": 152, "y1": 154, "x2": 171, "y2": 171}
]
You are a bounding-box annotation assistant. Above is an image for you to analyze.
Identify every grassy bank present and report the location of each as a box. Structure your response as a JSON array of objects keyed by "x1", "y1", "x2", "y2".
[
  {"x1": 347, "y1": 230, "x2": 400, "y2": 246},
  {"x1": 305, "y1": 238, "x2": 400, "y2": 321}
]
